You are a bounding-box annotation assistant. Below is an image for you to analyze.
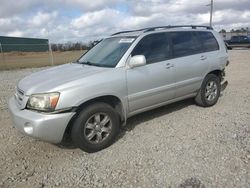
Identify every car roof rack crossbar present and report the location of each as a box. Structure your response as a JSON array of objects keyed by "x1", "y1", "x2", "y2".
[
  {"x1": 111, "y1": 25, "x2": 213, "y2": 36},
  {"x1": 144, "y1": 25, "x2": 213, "y2": 32}
]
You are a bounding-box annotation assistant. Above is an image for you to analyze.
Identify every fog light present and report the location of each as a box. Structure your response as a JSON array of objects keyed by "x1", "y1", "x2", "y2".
[{"x1": 24, "y1": 122, "x2": 34, "y2": 134}]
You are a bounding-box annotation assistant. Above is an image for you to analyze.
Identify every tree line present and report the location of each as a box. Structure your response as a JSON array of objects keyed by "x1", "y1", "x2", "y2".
[{"x1": 50, "y1": 40, "x2": 100, "y2": 51}]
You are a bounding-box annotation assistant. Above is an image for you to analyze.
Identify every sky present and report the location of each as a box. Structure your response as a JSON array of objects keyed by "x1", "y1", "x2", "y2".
[{"x1": 0, "y1": 0, "x2": 249, "y2": 43}]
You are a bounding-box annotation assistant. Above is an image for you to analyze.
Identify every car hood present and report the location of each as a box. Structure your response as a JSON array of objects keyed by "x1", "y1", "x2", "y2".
[{"x1": 18, "y1": 63, "x2": 109, "y2": 95}]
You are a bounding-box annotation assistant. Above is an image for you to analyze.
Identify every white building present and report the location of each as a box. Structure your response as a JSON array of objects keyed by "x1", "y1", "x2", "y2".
[{"x1": 219, "y1": 32, "x2": 250, "y2": 41}]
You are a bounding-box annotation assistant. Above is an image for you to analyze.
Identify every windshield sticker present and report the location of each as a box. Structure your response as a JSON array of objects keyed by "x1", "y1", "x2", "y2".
[{"x1": 119, "y1": 38, "x2": 135, "y2": 43}]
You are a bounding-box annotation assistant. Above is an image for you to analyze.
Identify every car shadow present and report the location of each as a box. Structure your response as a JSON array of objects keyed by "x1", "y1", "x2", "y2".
[
  {"x1": 58, "y1": 98, "x2": 195, "y2": 150},
  {"x1": 117, "y1": 98, "x2": 195, "y2": 139},
  {"x1": 57, "y1": 137, "x2": 77, "y2": 149}
]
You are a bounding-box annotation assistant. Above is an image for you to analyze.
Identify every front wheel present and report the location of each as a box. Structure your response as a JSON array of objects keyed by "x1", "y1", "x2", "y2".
[
  {"x1": 71, "y1": 102, "x2": 120, "y2": 152},
  {"x1": 195, "y1": 74, "x2": 221, "y2": 107}
]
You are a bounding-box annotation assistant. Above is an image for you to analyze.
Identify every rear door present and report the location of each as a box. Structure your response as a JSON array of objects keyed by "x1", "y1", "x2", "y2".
[
  {"x1": 126, "y1": 32, "x2": 175, "y2": 113},
  {"x1": 240, "y1": 36, "x2": 250, "y2": 47},
  {"x1": 169, "y1": 31, "x2": 209, "y2": 98},
  {"x1": 195, "y1": 31, "x2": 221, "y2": 75}
]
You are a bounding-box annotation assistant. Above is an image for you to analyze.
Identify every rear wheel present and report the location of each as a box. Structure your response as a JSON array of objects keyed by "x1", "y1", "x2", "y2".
[
  {"x1": 195, "y1": 74, "x2": 221, "y2": 107},
  {"x1": 71, "y1": 102, "x2": 120, "y2": 152}
]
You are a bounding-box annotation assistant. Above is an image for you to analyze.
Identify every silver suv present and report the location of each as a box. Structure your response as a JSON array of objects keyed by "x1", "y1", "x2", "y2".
[{"x1": 9, "y1": 25, "x2": 229, "y2": 152}]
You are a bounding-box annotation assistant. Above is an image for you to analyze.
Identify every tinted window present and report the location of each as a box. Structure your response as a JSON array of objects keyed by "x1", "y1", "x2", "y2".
[
  {"x1": 196, "y1": 31, "x2": 219, "y2": 52},
  {"x1": 170, "y1": 31, "x2": 203, "y2": 58},
  {"x1": 231, "y1": 36, "x2": 240, "y2": 42},
  {"x1": 132, "y1": 33, "x2": 170, "y2": 64},
  {"x1": 241, "y1": 36, "x2": 249, "y2": 42}
]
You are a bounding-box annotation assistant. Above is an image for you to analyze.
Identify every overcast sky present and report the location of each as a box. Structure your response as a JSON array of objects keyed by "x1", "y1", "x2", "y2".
[{"x1": 0, "y1": 0, "x2": 249, "y2": 43}]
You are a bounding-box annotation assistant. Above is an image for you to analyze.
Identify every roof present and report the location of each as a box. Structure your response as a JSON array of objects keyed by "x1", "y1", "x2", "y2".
[
  {"x1": 0, "y1": 36, "x2": 49, "y2": 52},
  {"x1": 0, "y1": 36, "x2": 48, "y2": 41},
  {"x1": 0, "y1": 36, "x2": 48, "y2": 44}
]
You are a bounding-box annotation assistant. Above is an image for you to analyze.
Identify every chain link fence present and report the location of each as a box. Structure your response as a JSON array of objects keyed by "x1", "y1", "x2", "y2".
[{"x1": 0, "y1": 43, "x2": 84, "y2": 70}]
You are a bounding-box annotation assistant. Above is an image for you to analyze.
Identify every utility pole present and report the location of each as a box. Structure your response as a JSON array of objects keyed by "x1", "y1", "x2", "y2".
[
  {"x1": 48, "y1": 40, "x2": 54, "y2": 66},
  {"x1": 209, "y1": 0, "x2": 214, "y2": 27},
  {"x1": 0, "y1": 42, "x2": 6, "y2": 69},
  {"x1": 0, "y1": 42, "x2": 3, "y2": 60},
  {"x1": 47, "y1": 26, "x2": 54, "y2": 66}
]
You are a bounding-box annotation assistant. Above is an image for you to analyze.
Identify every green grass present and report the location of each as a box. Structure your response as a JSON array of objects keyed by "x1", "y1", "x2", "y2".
[{"x1": 0, "y1": 51, "x2": 85, "y2": 70}]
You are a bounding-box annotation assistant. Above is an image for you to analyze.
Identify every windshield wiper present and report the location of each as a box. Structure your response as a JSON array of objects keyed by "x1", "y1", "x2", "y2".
[
  {"x1": 77, "y1": 61, "x2": 95, "y2": 66},
  {"x1": 76, "y1": 60, "x2": 113, "y2": 68}
]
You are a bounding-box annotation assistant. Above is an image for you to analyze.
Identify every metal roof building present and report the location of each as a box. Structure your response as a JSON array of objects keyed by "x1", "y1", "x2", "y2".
[{"x1": 0, "y1": 36, "x2": 49, "y2": 52}]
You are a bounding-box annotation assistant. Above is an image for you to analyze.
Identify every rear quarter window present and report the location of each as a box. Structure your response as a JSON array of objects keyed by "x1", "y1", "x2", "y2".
[{"x1": 195, "y1": 31, "x2": 219, "y2": 52}]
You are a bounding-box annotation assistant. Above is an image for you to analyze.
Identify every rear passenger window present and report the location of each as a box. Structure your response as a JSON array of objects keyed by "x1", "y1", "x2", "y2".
[
  {"x1": 170, "y1": 31, "x2": 203, "y2": 58},
  {"x1": 131, "y1": 33, "x2": 170, "y2": 64},
  {"x1": 196, "y1": 31, "x2": 219, "y2": 52}
]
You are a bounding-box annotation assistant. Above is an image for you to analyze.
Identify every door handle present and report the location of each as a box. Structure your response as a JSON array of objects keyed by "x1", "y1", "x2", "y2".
[
  {"x1": 200, "y1": 55, "x2": 207, "y2": 60},
  {"x1": 166, "y1": 63, "x2": 174, "y2": 69}
]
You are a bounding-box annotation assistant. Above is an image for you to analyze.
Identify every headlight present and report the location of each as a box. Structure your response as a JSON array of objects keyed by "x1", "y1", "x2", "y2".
[{"x1": 27, "y1": 92, "x2": 60, "y2": 112}]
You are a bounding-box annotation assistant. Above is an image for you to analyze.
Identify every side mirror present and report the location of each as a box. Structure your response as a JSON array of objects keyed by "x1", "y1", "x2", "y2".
[{"x1": 129, "y1": 55, "x2": 146, "y2": 68}]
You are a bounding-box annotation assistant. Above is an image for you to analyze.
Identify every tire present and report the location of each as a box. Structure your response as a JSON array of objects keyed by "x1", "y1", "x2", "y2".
[
  {"x1": 195, "y1": 74, "x2": 221, "y2": 107},
  {"x1": 71, "y1": 102, "x2": 120, "y2": 153}
]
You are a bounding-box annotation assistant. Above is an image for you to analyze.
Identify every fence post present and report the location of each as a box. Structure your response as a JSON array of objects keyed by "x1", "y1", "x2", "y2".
[
  {"x1": 0, "y1": 42, "x2": 6, "y2": 69},
  {"x1": 48, "y1": 41, "x2": 54, "y2": 66}
]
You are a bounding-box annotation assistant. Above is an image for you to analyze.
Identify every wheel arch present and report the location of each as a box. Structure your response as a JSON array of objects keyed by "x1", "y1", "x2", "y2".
[
  {"x1": 206, "y1": 69, "x2": 224, "y2": 82},
  {"x1": 62, "y1": 95, "x2": 126, "y2": 141}
]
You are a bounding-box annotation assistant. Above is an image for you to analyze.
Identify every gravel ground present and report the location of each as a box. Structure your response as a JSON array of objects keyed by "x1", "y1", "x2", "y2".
[{"x1": 0, "y1": 50, "x2": 249, "y2": 188}]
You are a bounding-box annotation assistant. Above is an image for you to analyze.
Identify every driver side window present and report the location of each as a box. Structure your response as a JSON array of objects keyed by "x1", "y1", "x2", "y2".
[{"x1": 131, "y1": 33, "x2": 170, "y2": 64}]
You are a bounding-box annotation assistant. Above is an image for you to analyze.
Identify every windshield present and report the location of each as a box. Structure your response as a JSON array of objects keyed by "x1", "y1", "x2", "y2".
[{"x1": 78, "y1": 37, "x2": 136, "y2": 67}]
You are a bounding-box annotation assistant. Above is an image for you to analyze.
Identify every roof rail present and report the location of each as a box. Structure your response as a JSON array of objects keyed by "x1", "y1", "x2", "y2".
[
  {"x1": 111, "y1": 28, "x2": 145, "y2": 36},
  {"x1": 144, "y1": 25, "x2": 213, "y2": 32},
  {"x1": 111, "y1": 25, "x2": 213, "y2": 36}
]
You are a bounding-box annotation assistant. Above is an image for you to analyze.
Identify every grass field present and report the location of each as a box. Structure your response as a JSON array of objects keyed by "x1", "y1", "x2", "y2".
[{"x1": 0, "y1": 51, "x2": 85, "y2": 70}]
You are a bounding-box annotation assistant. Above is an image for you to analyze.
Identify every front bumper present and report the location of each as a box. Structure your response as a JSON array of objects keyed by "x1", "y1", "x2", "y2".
[{"x1": 8, "y1": 97, "x2": 75, "y2": 143}]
